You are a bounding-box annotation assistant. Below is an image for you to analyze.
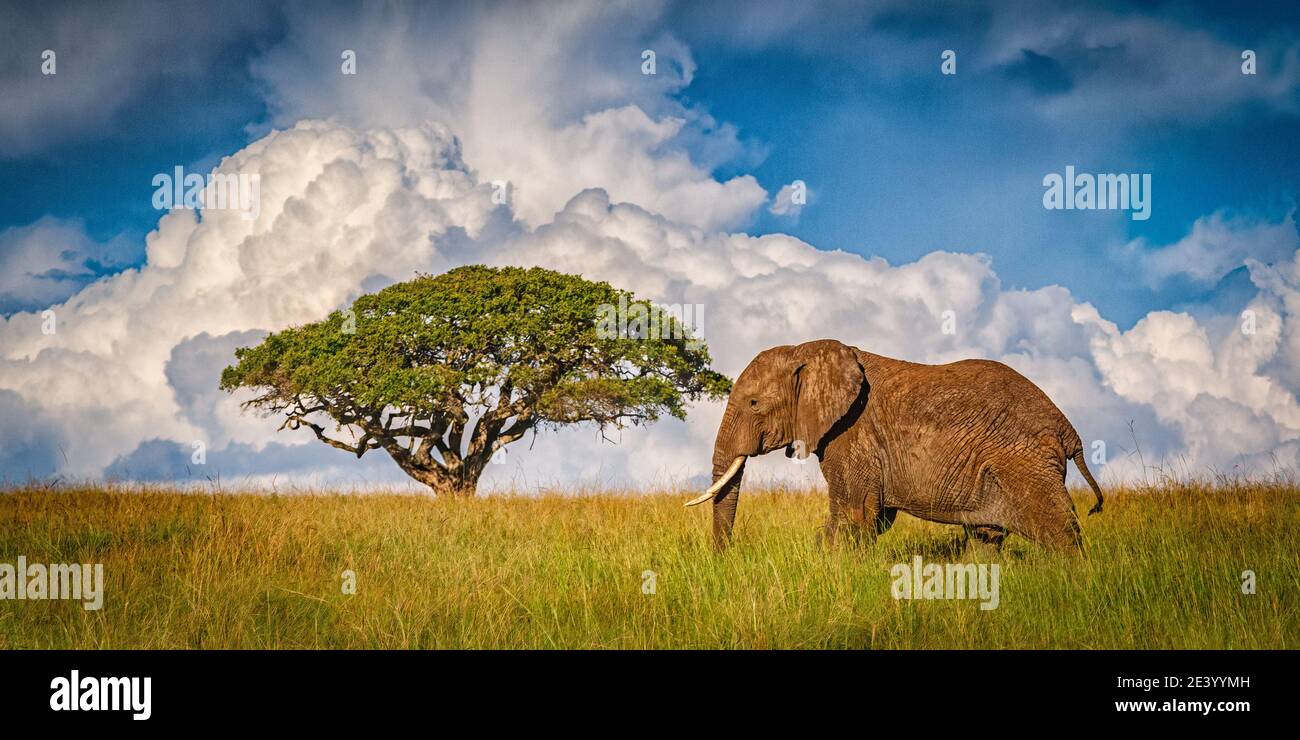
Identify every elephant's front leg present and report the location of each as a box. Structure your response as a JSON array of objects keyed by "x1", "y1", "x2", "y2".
[
  {"x1": 822, "y1": 478, "x2": 885, "y2": 548},
  {"x1": 855, "y1": 481, "x2": 895, "y2": 546},
  {"x1": 820, "y1": 445, "x2": 885, "y2": 548},
  {"x1": 820, "y1": 484, "x2": 853, "y2": 547}
]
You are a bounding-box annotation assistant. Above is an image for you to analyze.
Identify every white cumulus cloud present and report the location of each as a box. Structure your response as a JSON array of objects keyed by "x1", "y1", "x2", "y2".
[
  {"x1": 249, "y1": 0, "x2": 766, "y2": 232},
  {"x1": 1130, "y1": 209, "x2": 1299, "y2": 287}
]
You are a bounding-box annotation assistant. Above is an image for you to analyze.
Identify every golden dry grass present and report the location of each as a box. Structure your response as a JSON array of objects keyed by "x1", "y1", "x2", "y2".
[{"x1": 0, "y1": 482, "x2": 1295, "y2": 648}]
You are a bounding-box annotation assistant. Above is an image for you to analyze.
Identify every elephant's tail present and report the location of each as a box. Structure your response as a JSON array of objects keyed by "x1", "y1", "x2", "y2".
[{"x1": 1070, "y1": 446, "x2": 1104, "y2": 516}]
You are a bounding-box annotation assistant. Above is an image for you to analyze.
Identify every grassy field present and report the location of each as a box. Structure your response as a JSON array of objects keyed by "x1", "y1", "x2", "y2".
[{"x1": 0, "y1": 482, "x2": 1295, "y2": 649}]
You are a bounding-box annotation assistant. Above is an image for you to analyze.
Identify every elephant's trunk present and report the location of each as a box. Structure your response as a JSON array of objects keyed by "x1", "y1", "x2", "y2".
[
  {"x1": 706, "y1": 402, "x2": 748, "y2": 550},
  {"x1": 710, "y1": 454, "x2": 745, "y2": 550}
]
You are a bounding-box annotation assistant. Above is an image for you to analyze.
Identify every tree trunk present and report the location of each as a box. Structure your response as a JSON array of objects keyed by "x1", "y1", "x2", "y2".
[
  {"x1": 434, "y1": 480, "x2": 479, "y2": 498},
  {"x1": 402, "y1": 461, "x2": 485, "y2": 498}
]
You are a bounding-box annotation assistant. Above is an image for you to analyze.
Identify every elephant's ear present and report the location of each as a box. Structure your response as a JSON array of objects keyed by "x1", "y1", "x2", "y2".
[{"x1": 791, "y1": 340, "x2": 866, "y2": 456}]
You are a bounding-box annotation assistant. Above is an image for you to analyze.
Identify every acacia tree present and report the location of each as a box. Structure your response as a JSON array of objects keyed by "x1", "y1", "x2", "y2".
[{"x1": 220, "y1": 265, "x2": 731, "y2": 496}]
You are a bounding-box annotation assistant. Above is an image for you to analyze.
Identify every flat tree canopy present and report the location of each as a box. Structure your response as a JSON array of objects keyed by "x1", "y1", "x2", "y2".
[{"x1": 220, "y1": 265, "x2": 731, "y2": 496}]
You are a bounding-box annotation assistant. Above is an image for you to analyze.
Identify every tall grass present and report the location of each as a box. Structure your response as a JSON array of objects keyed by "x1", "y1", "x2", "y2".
[{"x1": 0, "y1": 482, "x2": 1295, "y2": 648}]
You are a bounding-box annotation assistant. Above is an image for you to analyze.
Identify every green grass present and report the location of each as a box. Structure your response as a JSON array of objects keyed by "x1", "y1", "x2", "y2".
[{"x1": 0, "y1": 482, "x2": 1295, "y2": 648}]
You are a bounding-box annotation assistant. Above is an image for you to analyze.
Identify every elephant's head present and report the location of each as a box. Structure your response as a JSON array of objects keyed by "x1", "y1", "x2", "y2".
[{"x1": 688, "y1": 339, "x2": 867, "y2": 549}]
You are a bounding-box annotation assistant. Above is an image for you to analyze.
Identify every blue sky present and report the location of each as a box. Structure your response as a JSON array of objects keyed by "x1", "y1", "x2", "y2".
[{"x1": 2, "y1": 0, "x2": 1299, "y2": 487}]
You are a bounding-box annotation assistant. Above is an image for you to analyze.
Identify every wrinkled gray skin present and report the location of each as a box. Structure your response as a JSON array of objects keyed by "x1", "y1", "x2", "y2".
[{"x1": 705, "y1": 339, "x2": 1103, "y2": 552}]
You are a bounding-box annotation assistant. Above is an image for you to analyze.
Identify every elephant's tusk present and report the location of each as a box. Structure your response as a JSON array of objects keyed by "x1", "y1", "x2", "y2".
[
  {"x1": 685, "y1": 456, "x2": 745, "y2": 507},
  {"x1": 706, "y1": 456, "x2": 746, "y2": 495},
  {"x1": 684, "y1": 491, "x2": 715, "y2": 507}
]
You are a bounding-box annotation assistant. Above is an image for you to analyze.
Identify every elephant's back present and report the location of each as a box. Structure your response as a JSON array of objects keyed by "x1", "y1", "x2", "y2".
[{"x1": 867, "y1": 355, "x2": 1072, "y2": 457}]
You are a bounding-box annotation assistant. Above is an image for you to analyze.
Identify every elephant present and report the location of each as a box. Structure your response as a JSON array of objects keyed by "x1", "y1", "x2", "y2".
[{"x1": 687, "y1": 339, "x2": 1103, "y2": 552}]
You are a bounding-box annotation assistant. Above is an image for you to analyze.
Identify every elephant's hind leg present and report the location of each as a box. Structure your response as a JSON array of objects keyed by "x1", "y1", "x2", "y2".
[
  {"x1": 964, "y1": 524, "x2": 1007, "y2": 553},
  {"x1": 1006, "y1": 477, "x2": 1082, "y2": 553}
]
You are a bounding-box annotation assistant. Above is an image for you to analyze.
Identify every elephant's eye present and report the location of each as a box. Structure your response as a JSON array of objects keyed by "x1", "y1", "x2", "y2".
[{"x1": 749, "y1": 398, "x2": 760, "y2": 411}]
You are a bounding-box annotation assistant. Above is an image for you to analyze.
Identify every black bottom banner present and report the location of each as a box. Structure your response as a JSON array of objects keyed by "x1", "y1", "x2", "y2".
[{"x1": 0, "y1": 649, "x2": 1284, "y2": 728}]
